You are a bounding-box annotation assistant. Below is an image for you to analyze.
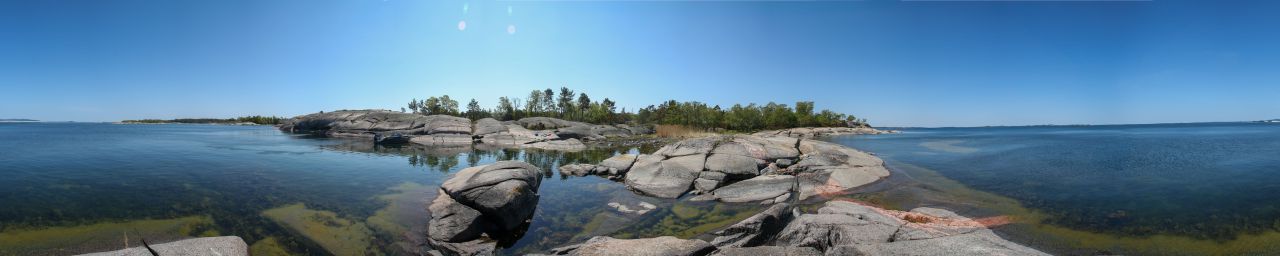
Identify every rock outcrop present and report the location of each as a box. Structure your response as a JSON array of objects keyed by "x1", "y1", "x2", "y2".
[
  {"x1": 559, "y1": 154, "x2": 637, "y2": 180},
  {"x1": 575, "y1": 134, "x2": 888, "y2": 201},
  {"x1": 426, "y1": 161, "x2": 544, "y2": 255},
  {"x1": 279, "y1": 110, "x2": 654, "y2": 151},
  {"x1": 708, "y1": 200, "x2": 1049, "y2": 256},
  {"x1": 710, "y1": 203, "x2": 797, "y2": 248},
  {"x1": 78, "y1": 236, "x2": 249, "y2": 256},
  {"x1": 546, "y1": 201, "x2": 1047, "y2": 256},
  {"x1": 548, "y1": 236, "x2": 716, "y2": 256}
]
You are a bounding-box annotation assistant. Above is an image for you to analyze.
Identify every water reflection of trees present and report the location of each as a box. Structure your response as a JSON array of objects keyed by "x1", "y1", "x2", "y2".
[{"x1": 320, "y1": 139, "x2": 663, "y2": 176}]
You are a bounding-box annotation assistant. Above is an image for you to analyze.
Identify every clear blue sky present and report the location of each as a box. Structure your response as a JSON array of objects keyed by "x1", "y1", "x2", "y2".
[{"x1": 2, "y1": 0, "x2": 1277, "y2": 127}]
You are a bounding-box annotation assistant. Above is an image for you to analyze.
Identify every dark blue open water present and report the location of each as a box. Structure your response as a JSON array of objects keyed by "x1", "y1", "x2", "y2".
[{"x1": 829, "y1": 122, "x2": 1280, "y2": 254}]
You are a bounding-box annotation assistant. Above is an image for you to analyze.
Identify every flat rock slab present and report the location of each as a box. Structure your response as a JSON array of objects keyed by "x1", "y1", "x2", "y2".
[
  {"x1": 550, "y1": 236, "x2": 715, "y2": 256},
  {"x1": 706, "y1": 175, "x2": 796, "y2": 203},
  {"x1": 710, "y1": 246, "x2": 820, "y2": 256},
  {"x1": 848, "y1": 229, "x2": 1049, "y2": 256},
  {"x1": 78, "y1": 236, "x2": 249, "y2": 256}
]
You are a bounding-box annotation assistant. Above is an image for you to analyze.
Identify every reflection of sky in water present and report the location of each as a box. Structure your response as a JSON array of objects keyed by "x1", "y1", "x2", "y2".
[{"x1": 0, "y1": 123, "x2": 746, "y2": 255}]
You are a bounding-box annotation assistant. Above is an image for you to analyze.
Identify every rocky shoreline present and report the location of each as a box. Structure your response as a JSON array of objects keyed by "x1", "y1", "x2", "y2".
[
  {"x1": 416, "y1": 128, "x2": 1048, "y2": 255},
  {"x1": 277, "y1": 110, "x2": 655, "y2": 151},
  {"x1": 85, "y1": 110, "x2": 1044, "y2": 256}
]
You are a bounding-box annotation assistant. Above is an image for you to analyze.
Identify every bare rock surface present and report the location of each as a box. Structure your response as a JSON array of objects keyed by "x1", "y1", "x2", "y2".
[
  {"x1": 624, "y1": 154, "x2": 700, "y2": 198},
  {"x1": 549, "y1": 236, "x2": 715, "y2": 256},
  {"x1": 768, "y1": 201, "x2": 1047, "y2": 256},
  {"x1": 78, "y1": 236, "x2": 249, "y2": 256},
  {"x1": 710, "y1": 246, "x2": 820, "y2": 256},
  {"x1": 581, "y1": 133, "x2": 888, "y2": 200}
]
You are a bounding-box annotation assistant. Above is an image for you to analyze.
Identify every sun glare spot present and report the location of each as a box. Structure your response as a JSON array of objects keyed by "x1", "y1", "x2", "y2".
[
  {"x1": 458, "y1": 20, "x2": 467, "y2": 31},
  {"x1": 507, "y1": 25, "x2": 516, "y2": 35}
]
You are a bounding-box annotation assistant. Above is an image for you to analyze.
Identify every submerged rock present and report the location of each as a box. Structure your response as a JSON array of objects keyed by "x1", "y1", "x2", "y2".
[
  {"x1": 428, "y1": 161, "x2": 543, "y2": 255},
  {"x1": 549, "y1": 236, "x2": 716, "y2": 256}
]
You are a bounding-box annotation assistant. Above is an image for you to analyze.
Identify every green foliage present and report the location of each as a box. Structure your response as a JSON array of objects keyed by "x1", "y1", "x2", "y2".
[
  {"x1": 406, "y1": 87, "x2": 868, "y2": 131},
  {"x1": 636, "y1": 101, "x2": 865, "y2": 131}
]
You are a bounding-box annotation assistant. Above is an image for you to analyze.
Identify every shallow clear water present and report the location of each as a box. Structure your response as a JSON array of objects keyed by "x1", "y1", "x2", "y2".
[
  {"x1": 0, "y1": 123, "x2": 759, "y2": 255},
  {"x1": 830, "y1": 123, "x2": 1280, "y2": 246}
]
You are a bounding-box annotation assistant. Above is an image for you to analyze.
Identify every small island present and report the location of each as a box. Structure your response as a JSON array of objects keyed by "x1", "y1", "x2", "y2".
[{"x1": 119, "y1": 116, "x2": 284, "y2": 125}]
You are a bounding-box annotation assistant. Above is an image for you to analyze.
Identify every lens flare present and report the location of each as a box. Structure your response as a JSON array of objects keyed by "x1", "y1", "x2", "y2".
[{"x1": 458, "y1": 20, "x2": 467, "y2": 31}]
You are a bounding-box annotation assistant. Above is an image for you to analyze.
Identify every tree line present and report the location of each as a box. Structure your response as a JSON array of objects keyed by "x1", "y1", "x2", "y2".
[
  {"x1": 121, "y1": 115, "x2": 285, "y2": 125},
  {"x1": 406, "y1": 87, "x2": 868, "y2": 132}
]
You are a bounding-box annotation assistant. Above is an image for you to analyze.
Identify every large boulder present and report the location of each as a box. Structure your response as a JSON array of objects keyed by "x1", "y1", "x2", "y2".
[
  {"x1": 623, "y1": 154, "x2": 703, "y2": 198},
  {"x1": 774, "y1": 201, "x2": 903, "y2": 250},
  {"x1": 428, "y1": 161, "x2": 543, "y2": 255},
  {"x1": 549, "y1": 236, "x2": 715, "y2": 256},
  {"x1": 598, "y1": 154, "x2": 638, "y2": 173},
  {"x1": 78, "y1": 236, "x2": 249, "y2": 256}
]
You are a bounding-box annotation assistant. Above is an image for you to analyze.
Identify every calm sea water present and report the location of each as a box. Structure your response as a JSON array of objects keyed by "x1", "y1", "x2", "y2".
[
  {"x1": 7, "y1": 122, "x2": 1279, "y2": 255},
  {"x1": 830, "y1": 122, "x2": 1280, "y2": 252},
  {"x1": 0, "y1": 123, "x2": 760, "y2": 255}
]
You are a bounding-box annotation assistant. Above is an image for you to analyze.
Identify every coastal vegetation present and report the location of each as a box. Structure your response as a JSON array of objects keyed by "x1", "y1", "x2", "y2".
[
  {"x1": 121, "y1": 116, "x2": 285, "y2": 125},
  {"x1": 406, "y1": 87, "x2": 868, "y2": 132}
]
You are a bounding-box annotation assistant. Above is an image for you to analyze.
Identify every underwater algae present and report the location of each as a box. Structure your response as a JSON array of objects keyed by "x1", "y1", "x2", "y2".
[
  {"x1": 618, "y1": 201, "x2": 762, "y2": 239},
  {"x1": 0, "y1": 216, "x2": 216, "y2": 255},
  {"x1": 249, "y1": 237, "x2": 299, "y2": 256},
  {"x1": 365, "y1": 182, "x2": 434, "y2": 255},
  {"x1": 261, "y1": 203, "x2": 377, "y2": 256}
]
